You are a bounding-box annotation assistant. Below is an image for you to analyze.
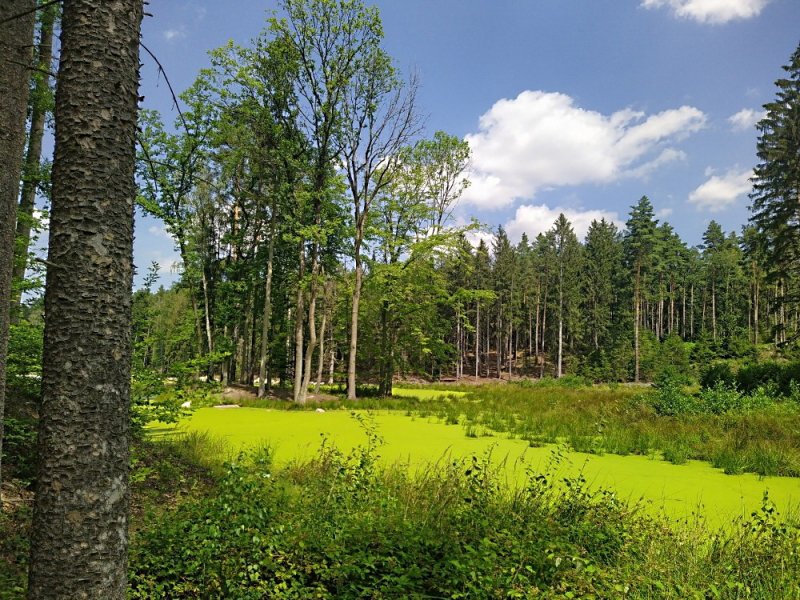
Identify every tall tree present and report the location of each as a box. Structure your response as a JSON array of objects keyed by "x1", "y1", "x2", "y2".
[
  {"x1": 550, "y1": 214, "x2": 583, "y2": 377},
  {"x1": 701, "y1": 220, "x2": 726, "y2": 341},
  {"x1": 10, "y1": 3, "x2": 57, "y2": 319},
  {"x1": 342, "y1": 44, "x2": 419, "y2": 400},
  {"x1": 583, "y1": 218, "x2": 622, "y2": 351},
  {"x1": 28, "y1": 1, "x2": 143, "y2": 596},
  {"x1": 750, "y1": 41, "x2": 800, "y2": 342},
  {"x1": 624, "y1": 196, "x2": 659, "y2": 382},
  {"x1": 269, "y1": 0, "x2": 380, "y2": 404},
  {"x1": 0, "y1": 0, "x2": 36, "y2": 501},
  {"x1": 418, "y1": 131, "x2": 470, "y2": 235}
]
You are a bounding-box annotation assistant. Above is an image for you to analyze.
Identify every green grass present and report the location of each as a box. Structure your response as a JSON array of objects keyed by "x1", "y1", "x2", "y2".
[{"x1": 152, "y1": 406, "x2": 800, "y2": 528}]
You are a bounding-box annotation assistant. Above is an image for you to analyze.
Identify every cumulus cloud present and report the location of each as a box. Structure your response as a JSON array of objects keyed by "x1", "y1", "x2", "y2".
[
  {"x1": 461, "y1": 91, "x2": 705, "y2": 209},
  {"x1": 688, "y1": 168, "x2": 753, "y2": 211},
  {"x1": 728, "y1": 108, "x2": 767, "y2": 131},
  {"x1": 504, "y1": 204, "x2": 623, "y2": 243},
  {"x1": 641, "y1": 0, "x2": 771, "y2": 24}
]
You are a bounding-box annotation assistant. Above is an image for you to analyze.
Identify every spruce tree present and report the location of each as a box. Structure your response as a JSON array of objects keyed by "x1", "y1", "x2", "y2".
[
  {"x1": 750, "y1": 42, "x2": 800, "y2": 289},
  {"x1": 624, "y1": 196, "x2": 659, "y2": 381}
]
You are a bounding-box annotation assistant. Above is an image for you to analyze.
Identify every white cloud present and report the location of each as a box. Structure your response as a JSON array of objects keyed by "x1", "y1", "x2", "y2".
[
  {"x1": 728, "y1": 108, "x2": 766, "y2": 131},
  {"x1": 462, "y1": 91, "x2": 705, "y2": 209},
  {"x1": 157, "y1": 257, "x2": 183, "y2": 276},
  {"x1": 688, "y1": 168, "x2": 752, "y2": 211},
  {"x1": 504, "y1": 204, "x2": 623, "y2": 243},
  {"x1": 147, "y1": 224, "x2": 173, "y2": 240},
  {"x1": 641, "y1": 0, "x2": 771, "y2": 24},
  {"x1": 625, "y1": 148, "x2": 687, "y2": 179},
  {"x1": 656, "y1": 207, "x2": 674, "y2": 218},
  {"x1": 465, "y1": 230, "x2": 495, "y2": 250},
  {"x1": 162, "y1": 28, "x2": 186, "y2": 42},
  {"x1": 32, "y1": 208, "x2": 49, "y2": 231}
]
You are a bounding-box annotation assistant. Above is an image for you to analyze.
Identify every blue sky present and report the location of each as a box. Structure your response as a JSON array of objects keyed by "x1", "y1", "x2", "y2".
[{"x1": 134, "y1": 0, "x2": 800, "y2": 286}]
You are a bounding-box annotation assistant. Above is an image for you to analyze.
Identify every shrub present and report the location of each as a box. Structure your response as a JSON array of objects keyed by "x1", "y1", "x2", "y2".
[
  {"x1": 698, "y1": 381, "x2": 743, "y2": 415},
  {"x1": 735, "y1": 361, "x2": 800, "y2": 396},
  {"x1": 700, "y1": 362, "x2": 735, "y2": 390},
  {"x1": 651, "y1": 375, "x2": 697, "y2": 416}
]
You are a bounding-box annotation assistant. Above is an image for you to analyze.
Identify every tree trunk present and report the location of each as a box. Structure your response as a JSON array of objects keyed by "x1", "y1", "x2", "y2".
[
  {"x1": 327, "y1": 318, "x2": 335, "y2": 385},
  {"x1": 346, "y1": 247, "x2": 363, "y2": 400},
  {"x1": 681, "y1": 285, "x2": 686, "y2": 339},
  {"x1": 257, "y1": 213, "x2": 276, "y2": 397},
  {"x1": 496, "y1": 310, "x2": 502, "y2": 378},
  {"x1": 539, "y1": 285, "x2": 548, "y2": 379},
  {"x1": 293, "y1": 244, "x2": 305, "y2": 403},
  {"x1": 711, "y1": 280, "x2": 717, "y2": 342},
  {"x1": 753, "y1": 272, "x2": 760, "y2": 345},
  {"x1": 10, "y1": 4, "x2": 56, "y2": 322},
  {"x1": 474, "y1": 303, "x2": 480, "y2": 378},
  {"x1": 634, "y1": 265, "x2": 641, "y2": 383},
  {"x1": 0, "y1": 0, "x2": 36, "y2": 498},
  {"x1": 557, "y1": 262, "x2": 564, "y2": 378},
  {"x1": 314, "y1": 303, "x2": 328, "y2": 394},
  {"x1": 299, "y1": 268, "x2": 320, "y2": 402},
  {"x1": 28, "y1": 2, "x2": 142, "y2": 596},
  {"x1": 201, "y1": 267, "x2": 214, "y2": 354}
]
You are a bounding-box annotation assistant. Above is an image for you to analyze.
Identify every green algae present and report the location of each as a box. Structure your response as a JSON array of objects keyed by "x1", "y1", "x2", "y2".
[
  {"x1": 391, "y1": 387, "x2": 468, "y2": 400},
  {"x1": 152, "y1": 407, "x2": 800, "y2": 529}
]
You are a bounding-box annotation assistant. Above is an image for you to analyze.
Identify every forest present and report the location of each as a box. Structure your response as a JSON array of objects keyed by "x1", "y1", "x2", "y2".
[{"x1": 2, "y1": 0, "x2": 800, "y2": 598}]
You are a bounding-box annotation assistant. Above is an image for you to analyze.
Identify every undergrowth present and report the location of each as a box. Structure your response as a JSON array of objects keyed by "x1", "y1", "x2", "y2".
[{"x1": 128, "y1": 431, "x2": 800, "y2": 599}]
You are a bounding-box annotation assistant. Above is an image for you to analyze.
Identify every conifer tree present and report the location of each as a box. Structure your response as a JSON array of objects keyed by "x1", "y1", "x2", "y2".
[
  {"x1": 750, "y1": 41, "x2": 800, "y2": 344},
  {"x1": 624, "y1": 196, "x2": 659, "y2": 382}
]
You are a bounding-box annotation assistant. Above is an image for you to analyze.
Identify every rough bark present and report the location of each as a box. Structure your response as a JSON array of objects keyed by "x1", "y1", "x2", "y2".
[
  {"x1": 10, "y1": 4, "x2": 56, "y2": 321},
  {"x1": 0, "y1": 0, "x2": 36, "y2": 499},
  {"x1": 28, "y1": 1, "x2": 142, "y2": 597}
]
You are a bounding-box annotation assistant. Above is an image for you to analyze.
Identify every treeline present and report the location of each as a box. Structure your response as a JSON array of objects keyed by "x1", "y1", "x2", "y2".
[
  {"x1": 133, "y1": 192, "x2": 793, "y2": 390},
  {"x1": 122, "y1": 5, "x2": 800, "y2": 395}
]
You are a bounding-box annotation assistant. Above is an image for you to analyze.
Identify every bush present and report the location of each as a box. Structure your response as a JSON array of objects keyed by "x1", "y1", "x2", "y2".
[
  {"x1": 736, "y1": 361, "x2": 800, "y2": 397},
  {"x1": 651, "y1": 375, "x2": 697, "y2": 416},
  {"x1": 698, "y1": 381, "x2": 743, "y2": 415},
  {"x1": 736, "y1": 362, "x2": 783, "y2": 394},
  {"x1": 700, "y1": 362, "x2": 736, "y2": 390}
]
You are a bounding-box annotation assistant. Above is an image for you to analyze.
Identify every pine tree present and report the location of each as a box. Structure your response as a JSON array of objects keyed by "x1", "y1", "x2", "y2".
[
  {"x1": 551, "y1": 214, "x2": 582, "y2": 377},
  {"x1": 749, "y1": 41, "x2": 800, "y2": 344},
  {"x1": 624, "y1": 196, "x2": 659, "y2": 382},
  {"x1": 583, "y1": 218, "x2": 623, "y2": 351}
]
